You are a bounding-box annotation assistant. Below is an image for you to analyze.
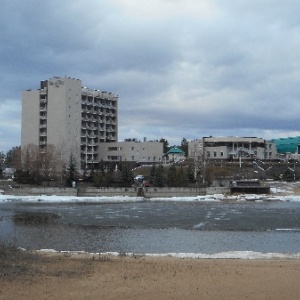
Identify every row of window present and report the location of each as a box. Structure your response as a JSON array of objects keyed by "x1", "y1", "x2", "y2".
[
  {"x1": 205, "y1": 150, "x2": 274, "y2": 158},
  {"x1": 206, "y1": 151, "x2": 259, "y2": 158},
  {"x1": 107, "y1": 156, "x2": 160, "y2": 161},
  {"x1": 206, "y1": 151, "x2": 224, "y2": 158},
  {"x1": 107, "y1": 147, "x2": 147, "y2": 152}
]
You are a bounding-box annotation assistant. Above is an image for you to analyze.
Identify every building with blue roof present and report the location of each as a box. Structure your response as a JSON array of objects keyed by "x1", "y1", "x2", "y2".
[
  {"x1": 270, "y1": 137, "x2": 300, "y2": 155},
  {"x1": 164, "y1": 147, "x2": 185, "y2": 163}
]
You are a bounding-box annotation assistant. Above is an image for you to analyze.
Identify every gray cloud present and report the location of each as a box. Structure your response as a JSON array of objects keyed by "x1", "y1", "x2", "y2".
[{"x1": 1, "y1": 0, "x2": 300, "y2": 152}]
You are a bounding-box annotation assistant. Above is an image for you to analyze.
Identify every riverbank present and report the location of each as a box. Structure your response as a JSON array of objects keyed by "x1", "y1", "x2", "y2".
[
  {"x1": 1, "y1": 185, "x2": 226, "y2": 197},
  {"x1": 1, "y1": 180, "x2": 300, "y2": 198},
  {"x1": 1, "y1": 249, "x2": 300, "y2": 300}
]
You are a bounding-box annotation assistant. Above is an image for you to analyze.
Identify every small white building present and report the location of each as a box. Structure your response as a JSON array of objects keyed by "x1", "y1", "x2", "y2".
[{"x1": 164, "y1": 147, "x2": 185, "y2": 163}]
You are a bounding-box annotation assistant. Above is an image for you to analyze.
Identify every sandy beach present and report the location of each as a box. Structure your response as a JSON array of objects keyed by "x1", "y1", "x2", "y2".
[{"x1": 1, "y1": 250, "x2": 300, "y2": 300}]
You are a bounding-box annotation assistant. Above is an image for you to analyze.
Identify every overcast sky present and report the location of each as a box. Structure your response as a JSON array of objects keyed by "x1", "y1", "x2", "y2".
[{"x1": 1, "y1": 0, "x2": 300, "y2": 152}]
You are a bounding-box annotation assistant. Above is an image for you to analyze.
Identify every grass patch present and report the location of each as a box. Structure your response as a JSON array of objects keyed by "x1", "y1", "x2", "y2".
[{"x1": 0, "y1": 243, "x2": 93, "y2": 279}]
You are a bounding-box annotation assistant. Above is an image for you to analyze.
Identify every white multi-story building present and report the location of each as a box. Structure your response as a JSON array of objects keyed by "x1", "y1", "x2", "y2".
[
  {"x1": 98, "y1": 138, "x2": 164, "y2": 164},
  {"x1": 22, "y1": 76, "x2": 118, "y2": 169},
  {"x1": 188, "y1": 137, "x2": 277, "y2": 161}
]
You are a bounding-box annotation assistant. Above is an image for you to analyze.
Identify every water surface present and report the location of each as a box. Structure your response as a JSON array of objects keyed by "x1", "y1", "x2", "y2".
[{"x1": 1, "y1": 201, "x2": 300, "y2": 254}]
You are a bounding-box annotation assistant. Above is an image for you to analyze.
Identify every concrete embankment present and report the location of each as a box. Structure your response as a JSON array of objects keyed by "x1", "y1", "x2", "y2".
[
  {"x1": 78, "y1": 187, "x2": 209, "y2": 198},
  {"x1": 2, "y1": 185, "x2": 229, "y2": 197},
  {"x1": 3, "y1": 187, "x2": 78, "y2": 196}
]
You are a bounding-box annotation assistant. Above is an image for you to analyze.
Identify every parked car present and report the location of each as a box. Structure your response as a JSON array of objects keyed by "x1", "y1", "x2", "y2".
[
  {"x1": 143, "y1": 181, "x2": 153, "y2": 187},
  {"x1": 134, "y1": 175, "x2": 144, "y2": 181}
]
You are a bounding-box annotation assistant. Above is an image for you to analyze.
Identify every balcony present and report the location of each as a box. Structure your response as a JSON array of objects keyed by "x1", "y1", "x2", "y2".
[
  {"x1": 229, "y1": 147, "x2": 255, "y2": 157},
  {"x1": 39, "y1": 140, "x2": 47, "y2": 146},
  {"x1": 40, "y1": 88, "x2": 47, "y2": 95}
]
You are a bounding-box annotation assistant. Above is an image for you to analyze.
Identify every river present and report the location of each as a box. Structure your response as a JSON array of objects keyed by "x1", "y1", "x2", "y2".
[{"x1": 1, "y1": 199, "x2": 300, "y2": 256}]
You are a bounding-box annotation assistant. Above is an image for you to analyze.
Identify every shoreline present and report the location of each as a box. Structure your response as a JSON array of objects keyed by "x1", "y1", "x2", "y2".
[
  {"x1": 1, "y1": 191, "x2": 300, "y2": 203},
  {"x1": 2, "y1": 249, "x2": 300, "y2": 300},
  {"x1": 1, "y1": 180, "x2": 299, "y2": 199},
  {"x1": 35, "y1": 249, "x2": 300, "y2": 260}
]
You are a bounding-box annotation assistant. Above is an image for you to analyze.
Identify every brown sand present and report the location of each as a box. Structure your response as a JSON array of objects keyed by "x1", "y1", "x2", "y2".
[{"x1": 1, "y1": 252, "x2": 300, "y2": 300}]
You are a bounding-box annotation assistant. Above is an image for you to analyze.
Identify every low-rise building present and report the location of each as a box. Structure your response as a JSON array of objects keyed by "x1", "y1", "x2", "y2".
[
  {"x1": 97, "y1": 138, "x2": 164, "y2": 164},
  {"x1": 270, "y1": 136, "x2": 300, "y2": 161},
  {"x1": 164, "y1": 147, "x2": 185, "y2": 163},
  {"x1": 189, "y1": 136, "x2": 277, "y2": 161}
]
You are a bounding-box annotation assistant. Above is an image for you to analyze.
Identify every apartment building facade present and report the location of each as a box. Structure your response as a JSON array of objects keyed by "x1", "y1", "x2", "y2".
[
  {"x1": 188, "y1": 137, "x2": 277, "y2": 161},
  {"x1": 97, "y1": 138, "x2": 164, "y2": 164},
  {"x1": 22, "y1": 76, "x2": 118, "y2": 169}
]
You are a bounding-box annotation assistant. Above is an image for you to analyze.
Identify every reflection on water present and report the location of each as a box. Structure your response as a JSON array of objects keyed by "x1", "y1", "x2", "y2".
[{"x1": 1, "y1": 201, "x2": 300, "y2": 254}]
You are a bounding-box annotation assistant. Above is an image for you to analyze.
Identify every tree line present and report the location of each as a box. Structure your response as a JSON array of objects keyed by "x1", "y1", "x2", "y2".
[
  {"x1": 0, "y1": 138, "x2": 194, "y2": 188},
  {"x1": 5, "y1": 142, "x2": 296, "y2": 188}
]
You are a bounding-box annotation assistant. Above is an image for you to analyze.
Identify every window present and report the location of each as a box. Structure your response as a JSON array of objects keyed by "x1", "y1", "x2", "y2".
[
  {"x1": 220, "y1": 151, "x2": 224, "y2": 157},
  {"x1": 213, "y1": 151, "x2": 217, "y2": 157},
  {"x1": 108, "y1": 156, "x2": 119, "y2": 160}
]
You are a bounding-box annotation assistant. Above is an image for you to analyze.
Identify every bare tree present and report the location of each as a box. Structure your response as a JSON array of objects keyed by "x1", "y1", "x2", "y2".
[{"x1": 39, "y1": 144, "x2": 63, "y2": 184}]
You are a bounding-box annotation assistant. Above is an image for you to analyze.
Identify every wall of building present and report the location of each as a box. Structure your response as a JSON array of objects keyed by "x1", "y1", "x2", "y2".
[
  {"x1": 188, "y1": 137, "x2": 278, "y2": 161},
  {"x1": 47, "y1": 77, "x2": 82, "y2": 166},
  {"x1": 21, "y1": 89, "x2": 40, "y2": 148},
  {"x1": 204, "y1": 137, "x2": 266, "y2": 159},
  {"x1": 80, "y1": 88, "x2": 118, "y2": 169},
  {"x1": 265, "y1": 141, "x2": 277, "y2": 160},
  {"x1": 98, "y1": 140, "x2": 164, "y2": 163}
]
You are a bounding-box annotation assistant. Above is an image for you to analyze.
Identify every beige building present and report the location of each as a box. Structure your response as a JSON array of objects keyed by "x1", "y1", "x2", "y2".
[
  {"x1": 22, "y1": 76, "x2": 118, "y2": 169},
  {"x1": 98, "y1": 138, "x2": 164, "y2": 164},
  {"x1": 189, "y1": 137, "x2": 277, "y2": 161}
]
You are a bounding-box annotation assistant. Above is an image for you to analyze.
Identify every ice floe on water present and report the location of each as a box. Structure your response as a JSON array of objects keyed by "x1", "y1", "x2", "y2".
[
  {"x1": 1, "y1": 193, "x2": 300, "y2": 203},
  {"x1": 0, "y1": 195, "x2": 145, "y2": 203},
  {"x1": 35, "y1": 249, "x2": 300, "y2": 260},
  {"x1": 148, "y1": 251, "x2": 300, "y2": 260}
]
